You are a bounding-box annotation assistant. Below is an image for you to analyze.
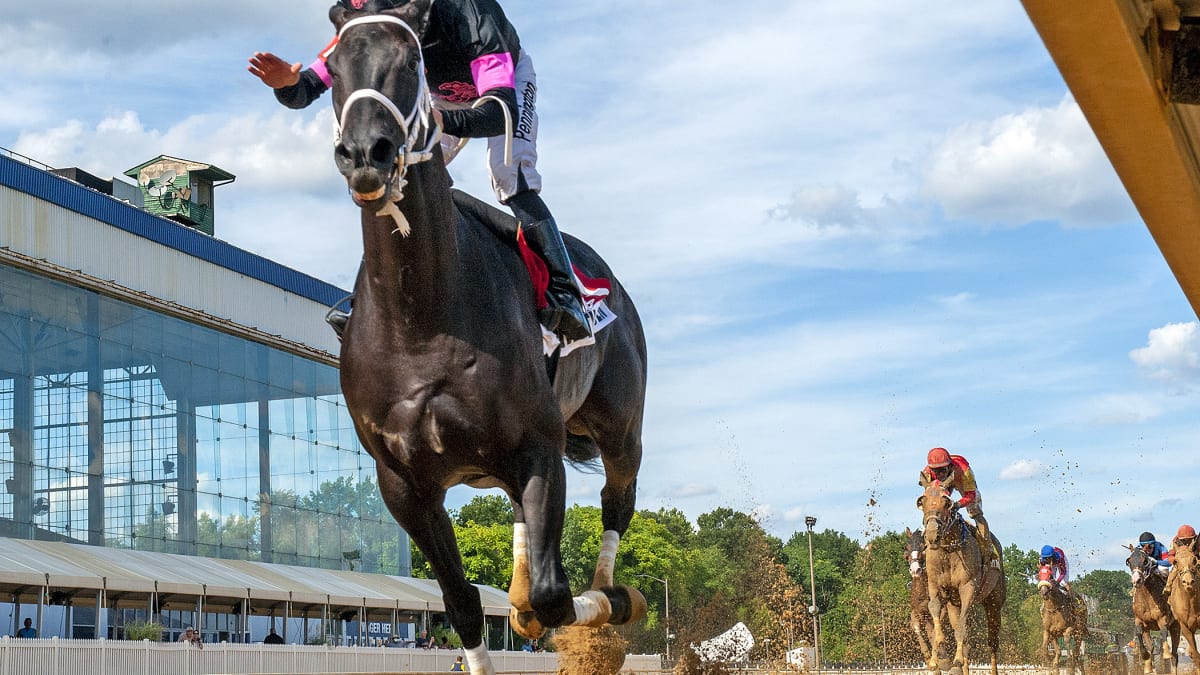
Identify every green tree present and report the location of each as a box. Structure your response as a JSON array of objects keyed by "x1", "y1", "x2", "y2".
[
  {"x1": 1076, "y1": 568, "x2": 1134, "y2": 641},
  {"x1": 453, "y1": 494, "x2": 513, "y2": 527}
]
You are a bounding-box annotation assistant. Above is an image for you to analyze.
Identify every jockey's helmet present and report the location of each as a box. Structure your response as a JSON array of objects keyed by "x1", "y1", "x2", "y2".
[
  {"x1": 1178, "y1": 524, "x2": 1197, "y2": 543},
  {"x1": 1140, "y1": 531, "x2": 1156, "y2": 545},
  {"x1": 1040, "y1": 544, "x2": 1055, "y2": 561},
  {"x1": 927, "y1": 447, "x2": 951, "y2": 468}
]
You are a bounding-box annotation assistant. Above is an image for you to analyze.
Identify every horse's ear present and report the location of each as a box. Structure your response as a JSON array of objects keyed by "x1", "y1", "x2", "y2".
[
  {"x1": 330, "y1": 4, "x2": 350, "y2": 30},
  {"x1": 905, "y1": 526, "x2": 912, "y2": 537},
  {"x1": 916, "y1": 496, "x2": 924, "y2": 509},
  {"x1": 385, "y1": 0, "x2": 434, "y2": 36}
]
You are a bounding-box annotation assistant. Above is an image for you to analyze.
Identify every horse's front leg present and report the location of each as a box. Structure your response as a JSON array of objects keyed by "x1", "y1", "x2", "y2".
[
  {"x1": 376, "y1": 470, "x2": 493, "y2": 675},
  {"x1": 1135, "y1": 623, "x2": 1153, "y2": 674},
  {"x1": 911, "y1": 610, "x2": 933, "y2": 664},
  {"x1": 1181, "y1": 625, "x2": 1200, "y2": 666},
  {"x1": 927, "y1": 589, "x2": 946, "y2": 671},
  {"x1": 952, "y1": 586, "x2": 975, "y2": 675}
]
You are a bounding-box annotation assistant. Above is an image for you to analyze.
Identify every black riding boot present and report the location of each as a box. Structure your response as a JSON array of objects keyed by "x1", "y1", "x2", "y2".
[{"x1": 522, "y1": 219, "x2": 591, "y2": 341}]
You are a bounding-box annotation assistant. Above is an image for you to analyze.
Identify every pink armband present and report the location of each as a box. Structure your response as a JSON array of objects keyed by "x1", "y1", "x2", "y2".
[{"x1": 471, "y1": 52, "x2": 515, "y2": 94}]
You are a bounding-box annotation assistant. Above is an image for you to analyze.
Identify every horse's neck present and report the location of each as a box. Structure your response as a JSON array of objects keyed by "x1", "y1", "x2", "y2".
[{"x1": 358, "y1": 162, "x2": 462, "y2": 325}]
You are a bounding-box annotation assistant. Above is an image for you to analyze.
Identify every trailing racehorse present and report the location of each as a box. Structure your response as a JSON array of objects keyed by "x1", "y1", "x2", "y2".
[
  {"x1": 905, "y1": 527, "x2": 940, "y2": 665},
  {"x1": 918, "y1": 482, "x2": 1006, "y2": 675},
  {"x1": 1037, "y1": 564, "x2": 1088, "y2": 675},
  {"x1": 320, "y1": 3, "x2": 648, "y2": 674},
  {"x1": 1167, "y1": 545, "x2": 1200, "y2": 667},
  {"x1": 1126, "y1": 546, "x2": 1179, "y2": 674}
]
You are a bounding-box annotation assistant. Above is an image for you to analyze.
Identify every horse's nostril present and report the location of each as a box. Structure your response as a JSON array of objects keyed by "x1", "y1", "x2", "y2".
[{"x1": 370, "y1": 139, "x2": 396, "y2": 166}]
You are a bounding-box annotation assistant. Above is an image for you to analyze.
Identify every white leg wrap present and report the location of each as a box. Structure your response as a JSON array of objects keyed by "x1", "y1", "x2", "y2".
[
  {"x1": 513, "y1": 523, "x2": 528, "y2": 560},
  {"x1": 465, "y1": 643, "x2": 494, "y2": 675},
  {"x1": 571, "y1": 589, "x2": 611, "y2": 626},
  {"x1": 594, "y1": 530, "x2": 619, "y2": 586}
]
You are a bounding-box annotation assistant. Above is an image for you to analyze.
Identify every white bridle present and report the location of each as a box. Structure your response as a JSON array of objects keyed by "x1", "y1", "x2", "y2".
[{"x1": 331, "y1": 14, "x2": 441, "y2": 215}]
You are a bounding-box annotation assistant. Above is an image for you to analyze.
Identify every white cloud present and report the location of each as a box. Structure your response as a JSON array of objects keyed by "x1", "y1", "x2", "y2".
[
  {"x1": 923, "y1": 95, "x2": 1136, "y2": 227},
  {"x1": 665, "y1": 483, "x2": 718, "y2": 499},
  {"x1": 1130, "y1": 322, "x2": 1200, "y2": 383},
  {"x1": 998, "y1": 459, "x2": 1047, "y2": 480}
]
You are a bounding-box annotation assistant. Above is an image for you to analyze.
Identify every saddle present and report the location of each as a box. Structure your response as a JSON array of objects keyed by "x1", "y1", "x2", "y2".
[{"x1": 450, "y1": 189, "x2": 615, "y2": 360}]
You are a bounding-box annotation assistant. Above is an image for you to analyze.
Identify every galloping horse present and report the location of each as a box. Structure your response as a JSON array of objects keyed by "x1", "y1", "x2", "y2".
[
  {"x1": 1167, "y1": 545, "x2": 1200, "y2": 666},
  {"x1": 1126, "y1": 546, "x2": 1179, "y2": 674},
  {"x1": 905, "y1": 527, "x2": 938, "y2": 665},
  {"x1": 1036, "y1": 564, "x2": 1088, "y2": 675},
  {"x1": 918, "y1": 482, "x2": 1006, "y2": 675},
  {"x1": 321, "y1": 3, "x2": 647, "y2": 673}
]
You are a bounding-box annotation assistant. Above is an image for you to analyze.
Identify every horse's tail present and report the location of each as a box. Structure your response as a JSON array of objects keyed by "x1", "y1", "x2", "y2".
[{"x1": 564, "y1": 433, "x2": 604, "y2": 473}]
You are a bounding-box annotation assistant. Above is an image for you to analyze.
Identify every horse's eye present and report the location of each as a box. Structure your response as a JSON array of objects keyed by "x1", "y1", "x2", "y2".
[{"x1": 406, "y1": 52, "x2": 420, "y2": 71}]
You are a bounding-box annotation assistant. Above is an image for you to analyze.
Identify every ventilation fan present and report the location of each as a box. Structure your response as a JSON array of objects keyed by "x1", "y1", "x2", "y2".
[{"x1": 146, "y1": 169, "x2": 177, "y2": 198}]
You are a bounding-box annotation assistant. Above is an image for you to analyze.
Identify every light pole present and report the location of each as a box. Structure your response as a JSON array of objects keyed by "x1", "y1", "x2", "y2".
[
  {"x1": 637, "y1": 574, "x2": 670, "y2": 661},
  {"x1": 805, "y1": 515, "x2": 820, "y2": 673}
]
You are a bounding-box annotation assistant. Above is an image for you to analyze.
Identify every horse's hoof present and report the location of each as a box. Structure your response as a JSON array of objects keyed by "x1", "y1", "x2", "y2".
[
  {"x1": 603, "y1": 585, "x2": 646, "y2": 626},
  {"x1": 509, "y1": 607, "x2": 546, "y2": 640}
]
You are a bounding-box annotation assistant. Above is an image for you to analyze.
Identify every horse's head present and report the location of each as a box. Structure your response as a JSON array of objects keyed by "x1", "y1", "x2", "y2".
[
  {"x1": 1176, "y1": 545, "x2": 1198, "y2": 592},
  {"x1": 904, "y1": 527, "x2": 925, "y2": 578},
  {"x1": 916, "y1": 482, "x2": 955, "y2": 547},
  {"x1": 325, "y1": 0, "x2": 439, "y2": 210},
  {"x1": 1126, "y1": 547, "x2": 1152, "y2": 587}
]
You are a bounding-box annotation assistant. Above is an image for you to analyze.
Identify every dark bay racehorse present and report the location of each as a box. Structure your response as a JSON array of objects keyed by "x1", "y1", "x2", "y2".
[
  {"x1": 1167, "y1": 546, "x2": 1200, "y2": 667},
  {"x1": 918, "y1": 482, "x2": 1006, "y2": 675},
  {"x1": 322, "y1": 4, "x2": 647, "y2": 673},
  {"x1": 1036, "y1": 564, "x2": 1088, "y2": 675},
  {"x1": 905, "y1": 527, "x2": 938, "y2": 665},
  {"x1": 1126, "y1": 546, "x2": 1179, "y2": 674}
]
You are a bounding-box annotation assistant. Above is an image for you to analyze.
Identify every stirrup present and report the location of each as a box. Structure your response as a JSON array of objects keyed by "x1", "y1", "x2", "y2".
[
  {"x1": 325, "y1": 308, "x2": 350, "y2": 340},
  {"x1": 540, "y1": 293, "x2": 591, "y2": 342}
]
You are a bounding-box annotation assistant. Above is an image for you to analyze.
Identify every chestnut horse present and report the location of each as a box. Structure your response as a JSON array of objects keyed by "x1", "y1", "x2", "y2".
[
  {"x1": 321, "y1": 4, "x2": 647, "y2": 674},
  {"x1": 1036, "y1": 564, "x2": 1088, "y2": 675},
  {"x1": 1167, "y1": 545, "x2": 1200, "y2": 667},
  {"x1": 918, "y1": 482, "x2": 1006, "y2": 675},
  {"x1": 1126, "y1": 546, "x2": 1178, "y2": 674}
]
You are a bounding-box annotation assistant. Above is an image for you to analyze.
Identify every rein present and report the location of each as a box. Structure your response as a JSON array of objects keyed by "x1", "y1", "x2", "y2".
[{"x1": 924, "y1": 510, "x2": 968, "y2": 551}]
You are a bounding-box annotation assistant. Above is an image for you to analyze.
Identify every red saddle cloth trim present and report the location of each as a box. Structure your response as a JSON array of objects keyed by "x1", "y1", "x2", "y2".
[{"x1": 516, "y1": 227, "x2": 610, "y2": 310}]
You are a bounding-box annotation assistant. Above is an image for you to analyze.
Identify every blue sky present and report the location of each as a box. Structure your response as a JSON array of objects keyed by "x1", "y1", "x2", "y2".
[{"x1": 3, "y1": 0, "x2": 1199, "y2": 574}]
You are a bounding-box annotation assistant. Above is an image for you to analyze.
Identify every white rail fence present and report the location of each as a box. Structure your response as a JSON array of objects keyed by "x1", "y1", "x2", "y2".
[{"x1": 0, "y1": 637, "x2": 663, "y2": 674}]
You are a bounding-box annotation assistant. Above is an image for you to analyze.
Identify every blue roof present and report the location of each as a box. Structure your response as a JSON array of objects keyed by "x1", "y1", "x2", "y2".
[{"x1": 1, "y1": 154, "x2": 349, "y2": 306}]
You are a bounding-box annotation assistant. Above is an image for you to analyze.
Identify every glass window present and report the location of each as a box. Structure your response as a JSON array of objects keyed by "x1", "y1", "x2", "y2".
[{"x1": 0, "y1": 263, "x2": 403, "y2": 574}]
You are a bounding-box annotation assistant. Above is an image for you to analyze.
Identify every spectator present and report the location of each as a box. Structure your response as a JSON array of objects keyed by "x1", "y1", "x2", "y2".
[
  {"x1": 263, "y1": 627, "x2": 284, "y2": 645},
  {"x1": 178, "y1": 627, "x2": 203, "y2": 649},
  {"x1": 15, "y1": 618, "x2": 35, "y2": 638},
  {"x1": 416, "y1": 629, "x2": 431, "y2": 649}
]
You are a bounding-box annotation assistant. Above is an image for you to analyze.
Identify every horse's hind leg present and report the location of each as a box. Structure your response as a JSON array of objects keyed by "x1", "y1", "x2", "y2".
[{"x1": 589, "y1": 428, "x2": 646, "y2": 626}]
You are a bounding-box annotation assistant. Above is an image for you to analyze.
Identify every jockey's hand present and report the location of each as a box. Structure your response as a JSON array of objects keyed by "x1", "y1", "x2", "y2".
[
  {"x1": 949, "y1": 502, "x2": 962, "y2": 513},
  {"x1": 248, "y1": 52, "x2": 302, "y2": 89}
]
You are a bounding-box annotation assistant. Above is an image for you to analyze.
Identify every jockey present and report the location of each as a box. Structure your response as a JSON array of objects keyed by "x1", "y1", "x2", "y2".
[
  {"x1": 1040, "y1": 545, "x2": 1070, "y2": 592},
  {"x1": 248, "y1": 0, "x2": 591, "y2": 343},
  {"x1": 1138, "y1": 531, "x2": 1171, "y2": 578},
  {"x1": 1167, "y1": 524, "x2": 1197, "y2": 592},
  {"x1": 918, "y1": 447, "x2": 999, "y2": 569}
]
